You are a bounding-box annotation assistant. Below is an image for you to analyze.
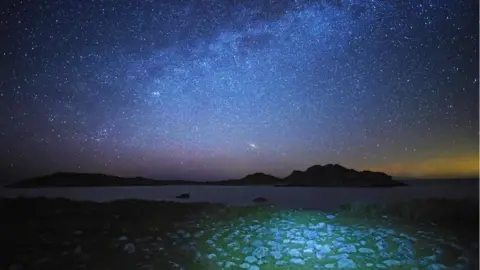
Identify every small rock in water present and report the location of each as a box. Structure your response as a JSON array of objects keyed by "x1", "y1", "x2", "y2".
[
  {"x1": 74, "y1": 230, "x2": 83, "y2": 235},
  {"x1": 426, "y1": 264, "x2": 446, "y2": 270},
  {"x1": 270, "y1": 251, "x2": 282, "y2": 259},
  {"x1": 303, "y1": 230, "x2": 318, "y2": 239},
  {"x1": 339, "y1": 244, "x2": 357, "y2": 253},
  {"x1": 176, "y1": 193, "x2": 190, "y2": 199},
  {"x1": 376, "y1": 239, "x2": 388, "y2": 250},
  {"x1": 397, "y1": 242, "x2": 415, "y2": 260},
  {"x1": 245, "y1": 256, "x2": 257, "y2": 263},
  {"x1": 118, "y1": 236, "x2": 128, "y2": 241},
  {"x1": 326, "y1": 214, "x2": 336, "y2": 220},
  {"x1": 224, "y1": 261, "x2": 236, "y2": 268},
  {"x1": 379, "y1": 251, "x2": 390, "y2": 258},
  {"x1": 227, "y1": 241, "x2": 239, "y2": 248},
  {"x1": 124, "y1": 243, "x2": 135, "y2": 254},
  {"x1": 458, "y1": 255, "x2": 469, "y2": 262},
  {"x1": 291, "y1": 239, "x2": 305, "y2": 244},
  {"x1": 168, "y1": 261, "x2": 180, "y2": 268},
  {"x1": 288, "y1": 249, "x2": 302, "y2": 257},
  {"x1": 384, "y1": 229, "x2": 394, "y2": 234},
  {"x1": 253, "y1": 197, "x2": 267, "y2": 203},
  {"x1": 290, "y1": 258, "x2": 305, "y2": 265},
  {"x1": 337, "y1": 258, "x2": 356, "y2": 268},
  {"x1": 8, "y1": 264, "x2": 22, "y2": 270},
  {"x1": 74, "y1": 245, "x2": 82, "y2": 255},
  {"x1": 242, "y1": 246, "x2": 253, "y2": 254},
  {"x1": 359, "y1": 248, "x2": 375, "y2": 253},
  {"x1": 239, "y1": 263, "x2": 250, "y2": 269},
  {"x1": 316, "y1": 244, "x2": 331, "y2": 254},
  {"x1": 207, "y1": 253, "x2": 216, "y2": 259},
  {"x1": 252, "y1": 240, "x2": 263, "y2": 247},
  {"x1": 325, "y1": 263, "x2": 335, "y2": 268},
  {"x1": 419, "y1": 255, "x2": 436, "y2": 265},
  {"x1": 306, "y1": 240, "x2": 316, "y2": 249},
  {"x1": 253, "y1": 247, "x2": 268, "y2": 258},
  {"x1": 304, "y1": 248, "x2": 314, "y2": 254},
  {"x1": 248, "y1": 265, "x2": 260, "y2": 270},
  {"x1": 434, "y1": 247, "x2": 443, "y2": 255},
  {"x1": 383, "y1": 259, "x2": 401, "y2": 266},
  {"x1": 206, "y1": 239, "x2": 215, "y2": 246},
  {"x1": 330, "y1": 253, "x2": 349, "y2": 260},
  {"x1": 316, "y1": 251, "x2": 326, "y2": 259}
]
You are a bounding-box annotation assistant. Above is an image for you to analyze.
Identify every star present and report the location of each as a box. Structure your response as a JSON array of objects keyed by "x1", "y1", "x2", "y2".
[
  {"x1": 248, "y1": 143, "x2": 258, "y2": 150},
  {"x1": 0, "y1": 0, "x2": 477, "y2": 181}
]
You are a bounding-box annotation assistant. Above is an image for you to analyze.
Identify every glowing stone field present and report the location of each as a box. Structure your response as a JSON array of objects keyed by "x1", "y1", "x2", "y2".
[
  {"x1": 156, "y1": 211, "x2": 468, "y2": 270},
  {"x1": 129, "y1": 207, "x2": 476, "y2": 270}
]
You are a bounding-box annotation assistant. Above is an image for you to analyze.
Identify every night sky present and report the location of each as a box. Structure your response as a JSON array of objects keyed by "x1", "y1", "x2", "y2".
[{"x1": 0, "y1": 0, "x2": 478, "y2": 183}]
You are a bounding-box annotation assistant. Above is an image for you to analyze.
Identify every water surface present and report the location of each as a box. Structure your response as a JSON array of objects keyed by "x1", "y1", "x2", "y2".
[{"x1": 1, "y1": 183, "x2": 477, "y2": 210}]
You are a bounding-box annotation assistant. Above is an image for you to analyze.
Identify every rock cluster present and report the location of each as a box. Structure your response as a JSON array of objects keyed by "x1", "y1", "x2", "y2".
[{"x1": 116, "y1": 212, "x2": 471, "y2": 269}]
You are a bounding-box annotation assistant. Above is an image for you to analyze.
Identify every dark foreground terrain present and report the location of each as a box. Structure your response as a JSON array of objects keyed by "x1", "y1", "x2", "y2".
[{"x1": 0, "y1": 197, "x2": 478, "y2": 270}]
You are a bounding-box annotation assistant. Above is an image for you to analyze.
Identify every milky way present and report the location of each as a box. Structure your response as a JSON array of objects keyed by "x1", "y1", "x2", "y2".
[{"x1": 0, "y1": 0, "x2": 478, "y2": 181}]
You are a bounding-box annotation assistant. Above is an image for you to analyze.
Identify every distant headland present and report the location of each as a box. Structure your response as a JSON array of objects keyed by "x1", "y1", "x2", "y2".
[{"x1": 5, "y1": 164, "x2": 406, "y2": 188}]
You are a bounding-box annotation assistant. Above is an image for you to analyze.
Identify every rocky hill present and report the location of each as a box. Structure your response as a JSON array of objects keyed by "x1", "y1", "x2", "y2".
[
  {"x1": 6, "y1": 164, "x2": 404, "y2": 188},
  {"x1": 282, "y1": 164, "x2": 404, "y2": 187}
]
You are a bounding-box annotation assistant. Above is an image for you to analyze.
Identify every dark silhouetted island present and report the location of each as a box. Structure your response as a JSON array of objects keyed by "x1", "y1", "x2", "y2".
[
  {"x1": 280, "y1": 164, "x2": 404, "y2": 187},
  {"x1": 215, "y1": 172, "x2": 281, "y2": 186},
  {"x1": 5, "y1": 164, "x2": 406, "y2": 188},
  {"x1": 175, "y1": 193, "x2": 190, "y2": 199}
]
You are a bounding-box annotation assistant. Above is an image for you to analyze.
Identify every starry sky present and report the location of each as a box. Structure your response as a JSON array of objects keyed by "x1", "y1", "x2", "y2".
[{"x1": 0, "y1": 0, "x2": 478, "y2": 183}]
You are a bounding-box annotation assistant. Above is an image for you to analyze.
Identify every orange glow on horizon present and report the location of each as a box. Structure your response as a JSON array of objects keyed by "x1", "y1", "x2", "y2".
[{"x1": 370, "y1": 154, "x2": 479, "y2": 178}]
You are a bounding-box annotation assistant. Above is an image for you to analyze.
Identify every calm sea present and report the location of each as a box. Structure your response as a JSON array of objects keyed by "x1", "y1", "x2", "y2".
[{"x1": 0, "y1": 180, "x2": 477, "y2": 211}]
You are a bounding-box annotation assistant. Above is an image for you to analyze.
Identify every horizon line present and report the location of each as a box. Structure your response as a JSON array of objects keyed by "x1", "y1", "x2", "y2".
[{"x1": 21, "y1": 170, "x2": 480, "y2": 182}]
